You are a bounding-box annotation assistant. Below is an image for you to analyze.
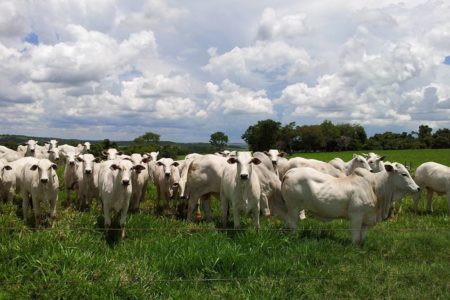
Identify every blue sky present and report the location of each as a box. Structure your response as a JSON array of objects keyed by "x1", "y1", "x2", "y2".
[{"x1": 0, "y1": 0, "x2": 449, "y2": 142}]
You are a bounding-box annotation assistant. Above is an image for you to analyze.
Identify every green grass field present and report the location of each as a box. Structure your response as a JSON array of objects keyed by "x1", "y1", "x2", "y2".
[{"x1": 1, "y1": 149, "x2": 449, "y2": 299}]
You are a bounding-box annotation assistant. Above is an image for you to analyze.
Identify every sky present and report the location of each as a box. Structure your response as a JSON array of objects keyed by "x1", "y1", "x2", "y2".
[{"x1": 0, "y1": 0, "x2": 449, "y2": 142}]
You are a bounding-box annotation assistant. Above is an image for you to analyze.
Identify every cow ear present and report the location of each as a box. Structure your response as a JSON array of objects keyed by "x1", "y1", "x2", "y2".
[
  {"x1": 379, "y1": 156, "x2": 386, "y2": 161},
  {"x1": 156, "y1": 161, "x2": 164, "y2": 166},
  {"x1": 117, "y1": 151, "x2": 123, "y2": 156},
  {"x1": 141, "y1": 158, "x2": 150, "y2": 164},
  {"x1": 94, "y1": 157, "x2": 101, "y2": 163},
  {"x1": 263, "y1": 151, "x2": 269, "y2": 156},
  {"x1": 47, "y1": 150, "x2": 52, "y2": 153},
  {"x1": 279, "y1": 152, "x2": 286, "y2": 157},
  {"x1": 51, "y1": 164, "x2": 58, "y2": 170},
  {"x1": 101, "y1": 151, "x2": 107, "y2": 157},
  {"x1": 133, "y1": 165, "x2": 145, "y2": 172},
  {"x1": 384, "y1": 164, "x2": 394, "y2": 172},
  {"x1": 76, "y1": 156, "x2": 84, "y2": 162},
  {"x1": 172, "y1": 161, "x2": 179, "y2": 167},
  {"x1": 251, "y1": 157, "x2": 262, "y2": 165},
  {"x1": 227, "y1": 157, "x2": 237, "y2": 164},
  {"x1": 110, "y1": 164, "x2": 120, "y2": 171},
  {"x1": 30, "y1": 164, "x2": 38, "y2": 171}
]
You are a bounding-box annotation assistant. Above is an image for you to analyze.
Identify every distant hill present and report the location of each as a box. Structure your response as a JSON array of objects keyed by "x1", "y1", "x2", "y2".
[{"x1": 0, "y1": 134, "x2": 247, "y2": 153}]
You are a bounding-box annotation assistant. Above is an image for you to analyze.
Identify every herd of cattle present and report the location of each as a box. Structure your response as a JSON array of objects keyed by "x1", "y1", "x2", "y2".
[{"x1": 0, "y1": 140, "x2": 449, "y2": 244}]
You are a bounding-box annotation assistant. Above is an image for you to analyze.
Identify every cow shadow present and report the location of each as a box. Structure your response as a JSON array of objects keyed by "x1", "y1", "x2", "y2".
[{"x1": 95, "y1": 215, "x2": 122, "y2": 247}]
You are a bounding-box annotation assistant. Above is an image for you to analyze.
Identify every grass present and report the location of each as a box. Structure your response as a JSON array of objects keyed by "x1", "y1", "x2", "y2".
[{"x1": 1, "y1": 149, "x2": 449, "y2": 299}]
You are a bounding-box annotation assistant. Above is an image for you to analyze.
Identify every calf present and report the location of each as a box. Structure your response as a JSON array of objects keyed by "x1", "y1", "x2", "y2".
[
  {"x1": 129, "y1": 154, "x2": 150, "y2": 212},
  {"x1": 329, "y1": 154, "x2": 372, "y2": 175},
  {"x1": 282, "y1": 163, "x2": 419, "y2": 245},
  {"x1": 21, "y1": 158, "x2": 59, "y2": 226},
  {"x1": 63, "y1": 152, "x2": 82, "y2": 206},
  {"x1": 153, "y1": 158, "x2": 181, "y2": 211},
  {"x1": 98, "y1": 158, "x2": 135, "y2": 238},
  {"x1": 220, "y1": 152, "x2": 262, "y2": 229},
  {"x1": 76, "y1": 154, "x2": 101, "y2": 210},
  {"x1": 412, "y1": 162, "x2": 450, "y2": 214}
]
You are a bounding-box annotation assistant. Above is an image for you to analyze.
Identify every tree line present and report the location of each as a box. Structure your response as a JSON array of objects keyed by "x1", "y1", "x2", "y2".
[{"x1": 241, "y1": 119, "x2": 450, "y2": 153}]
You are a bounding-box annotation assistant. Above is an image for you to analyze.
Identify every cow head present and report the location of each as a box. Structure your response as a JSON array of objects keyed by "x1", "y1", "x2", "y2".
[
  {"x1": 366, "y1": 153, "x2": 386, "y2": 173},
  {"x1": 264, "y1": 149, "x2": 286, "y2": 166},
  {"x1": 23, "y1": 140, "x2": 37, "y2": 153},
  {"x1": 110, "y1": 159, "x2": 134, "y2": 186},
  {"x1": 351, "y1": 154, "x2": 372, "y2": 172},
  {"x1": 227, "y1": 151, "x2": 261, "y2": 181},
  {"x1": 77, "y1": 154, "x2": 100, "y2": 175},
  {"x1": 384, "y1": 163, "x2": 420, "y2": 193},
  {"x1": 65, "y1": 152, "x2": 78, "y2": 167},
  {"x1": 47, "y1": 147, "x2": 60, "y2": 162},
  {"x1": 30, "y1": 159, "x2": 57, "y2": 184},
  {"x1": 102, "y1": 148, "x2": 123, "y2": 160}
]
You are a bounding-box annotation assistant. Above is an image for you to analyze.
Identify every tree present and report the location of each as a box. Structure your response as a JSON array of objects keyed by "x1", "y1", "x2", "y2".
[
  {"x1": 242, "y1": 119, "x2": 281, "y2": 151},
  {"x1": 134, "y1": 132, "x2": 160, "y2": 144},
  {"x1": 209, "y1": 131, "x2": 229, "y2": 151},
  {"x1": 432, "y1": 128, "x2": 450, "y2": 148},
  {"x1": 418, "y1": 124, "x2": 433, "y2": 148}
]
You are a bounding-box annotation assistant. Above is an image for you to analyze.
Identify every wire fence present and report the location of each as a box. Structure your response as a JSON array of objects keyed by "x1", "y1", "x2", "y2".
[{"x1": 0, "y1": 225, "x2": 448, "y2": 232}]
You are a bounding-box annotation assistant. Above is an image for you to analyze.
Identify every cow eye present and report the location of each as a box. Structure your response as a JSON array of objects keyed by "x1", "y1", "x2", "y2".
[{"x1": 402, "y1": 173, "x2": 408, "y2": 177}]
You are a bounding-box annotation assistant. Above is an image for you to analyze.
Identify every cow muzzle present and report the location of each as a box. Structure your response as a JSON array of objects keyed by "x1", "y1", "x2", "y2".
[
  {"x1": 240, "y1": 174, "x2": 249, "y2": 180},
  {"x1": 85, "y1": 169, "x2": 92, "y2": 174},
  {"x1": 165, "y1": 172, "x2": 171, "y2": 178},
  {"x1": 173, "y1": 183, "x2": 179, "y2": 188},
  {"x1": 40, "y1": 178, "x2": 49, "y2": 184},
  {"x1": 122, "y1": 179, "x2": 130, "y2": 186},
  {"x1": 69, "y1": 161, "x2": 75, "y2": 166}
]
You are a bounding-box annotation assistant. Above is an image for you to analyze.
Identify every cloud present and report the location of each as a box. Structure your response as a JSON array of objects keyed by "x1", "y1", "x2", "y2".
[
  {"x1": 257, "y1": 8, "x2": 308, "y2": 41},
  {"x1": 205, "y1": 79, "x2": 273, "y2": 115}
]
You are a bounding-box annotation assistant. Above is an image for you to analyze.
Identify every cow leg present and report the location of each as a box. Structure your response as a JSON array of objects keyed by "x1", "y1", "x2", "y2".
[
  {"x1": 119, "y1": 197, "x2": 130, "y2": 239},
  {"x1": 232, "y1": 200, "x2": 241, "y2": 229},
  {"x1": 103, "y1": 201, "x2": 111, "y2": 231},
  {"x1": 286, "y1": 208, "x2": 299, "y2": 230},
  {"x1": 426, "y1": 188, "x2": 433, "y2": 212},
  {"x1": 22, "y1": 193, "x2": 29, "y2": 220},
  {"x1": 187, "y1": 193, "x2": 200, "y2": 221},
  {"x1": 350, "y1": 214, "x2": 364, "y2": 245},
  {"x1": 412, "y1": 190, "x2": 421, "y2": 212},
  {"x1": 447, "y1": 191, "x2": 450, "y2": 215},
  {"x1": 201, "y1": 195, "x2": 212, "y2": 221},
  {"x1": 220, "y1": 196, "x2": 229, "y2": 228},
  {"x1": 50, "y1": 194, "x2": 58, "y2": 219},
  {"x1": 260, "y1": 194, "x2": 270, "y2": 217},
  {"x1": 252, "y1": 205, "x2": 260, "y2": 230},
  {"x1": 32, "y1": 195, "x2": 41, "y2": 227}
]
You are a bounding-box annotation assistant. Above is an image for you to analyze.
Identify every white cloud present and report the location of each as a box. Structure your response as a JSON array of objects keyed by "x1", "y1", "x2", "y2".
[
  {"x1": 206, "y1": 79, "x2": 273, "y2": 115},
  {"x1": 257, "y1": 8, "x2": 308, "y2": 40}
]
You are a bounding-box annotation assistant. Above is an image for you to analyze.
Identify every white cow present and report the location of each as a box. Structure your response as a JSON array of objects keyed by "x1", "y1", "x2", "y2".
[
  {"x1": 215, "y1": 150, "x2": 232, "y2": 157},
  {"x1": 354, "y1": 163, "x2": 419, "y2": 220},
  {"x1": 0, "y1": 159, "x2": 15, "y2": 203},
  {"x1": 329, "y1": 154, "x2": 372, "y2": 175},
  {"x1": 363, "y1": 153, "x2": 386, "y2": 173},
  {"x1": 17, "y1": 140, "x2": 38, "y2": 157},
  {"x1": 279, "y1": 157, "x2": 345, "y2": 179},
  {"x1": 412, "y1": 162, "x2": 450, "y2": 214},
  {"x1": 0, "y1": 146, "x2": 24, "y2": 162},
  {"x1": 182, "y1": 154, "x2": 229, "y2": 221},
  {"x1": 98, "y1": 158, "x2": 135, "y2": 238},
  {"x1": 2, "y1": 157, "x2": 38, "y2": 198},
  {"x1": 76, "y1": 154, "x2": 101, "y2": 210},
  {"x1": 44, "y1": 140, "x2": 58, "y2": 151},
  {"x1": 63, "y1": 152, "x2": 82, "y2": 206},
  {"x1": 153, "y1": 158, "x2": 181, "y2": 211},
  {"x1": 281, "y1": 162, "x2": 419, "y2": 245},
  {"x1": 21, "y1": 158, "x2": 59, "y2": 226},
  {"x1": 102, "y1": 148, "x2": 123, "y2": 160},
  {"x1": 263, "y1": 149, "x2": 286, "y2": 174},
  {"x1": 220, "y1": 152, "x2": 262, "y2": 229},
  {"x1": 178, "y1": 154, "x2": 203, "y2": 210},
  {"x1": 128, "y1": 154, "x2": 150, "y2": 212}
]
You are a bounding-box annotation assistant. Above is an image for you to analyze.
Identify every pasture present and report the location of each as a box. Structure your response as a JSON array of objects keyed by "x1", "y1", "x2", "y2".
[{"x1": 1, "y1": 149, "x2": 449, "y2": 299}]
